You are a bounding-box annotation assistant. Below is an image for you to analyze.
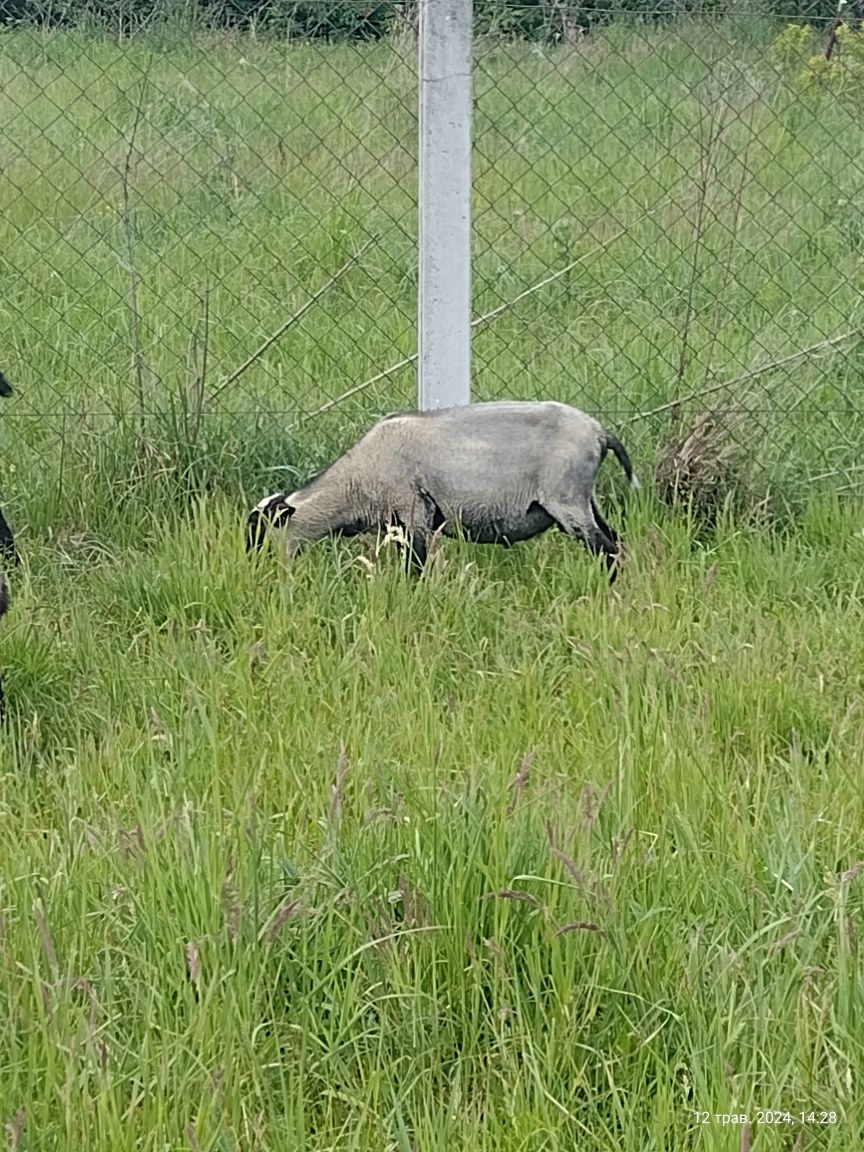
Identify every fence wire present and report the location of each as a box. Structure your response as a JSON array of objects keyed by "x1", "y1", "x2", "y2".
[{"x1": 1, "y1": 8, "x2": 863, "y2": 531}]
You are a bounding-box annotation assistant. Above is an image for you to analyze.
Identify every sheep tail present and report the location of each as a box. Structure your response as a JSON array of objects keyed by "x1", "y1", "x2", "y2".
[{"x1": 604, "y1": 430, "x2": 640, "y2": 490}]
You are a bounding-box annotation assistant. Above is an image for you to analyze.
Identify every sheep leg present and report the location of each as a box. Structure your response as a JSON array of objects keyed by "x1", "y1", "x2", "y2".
[
  {"x1": 541, "y1": 497, "x2": 620, "y2": 584},
  {"x1": 403, "y1": 531, "x2": 428, "y2": 573},
  {"x1": 590, "y1": 496, "x2": 619, "y2": 547},
  {"x1": 391, "y1": 491, "x2": 438, "y2": 575},
  {"x1": 391, "y1": 518, "x2": 431, "y2": 575},
  {"x1": 0, "y1": 508, "x2": 17, "y2": 566}
]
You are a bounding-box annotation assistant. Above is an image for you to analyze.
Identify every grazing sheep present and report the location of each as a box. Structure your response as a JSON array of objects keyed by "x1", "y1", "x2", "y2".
[
  {"x1": 0, "y1": 371, "x2": 17, "y2": 569},
  {"x1": 247, "y1": 400, "x2": 639, "y2": 582},
  {"x1": 0, "y1": 570, "x2": 7, "y2": 717},
  {"x1": 0, "y1": 501, "x2": 15, "y2": 569},
  {"x1": 0, "y1": 369, "x2": 15, "y2": 719}
]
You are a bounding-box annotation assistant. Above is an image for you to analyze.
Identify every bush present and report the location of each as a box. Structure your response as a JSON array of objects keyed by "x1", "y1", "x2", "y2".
[
  {"x1": 0, "y1": 0, "x2": 846, "y2": 39},
  {"x1": 0, "y1": 0, "x2": 401, "y2": 38},
  {"x1": 228, "y1": 0, "x2": 398, "y2": 39},
  {"x1": 770, "y1": 16, "x2": 864, "y2": 98}
]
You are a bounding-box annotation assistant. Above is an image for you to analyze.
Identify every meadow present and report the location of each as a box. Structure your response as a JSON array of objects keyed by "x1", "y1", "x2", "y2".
[{"x1": 0, "y1": 14, "x2": 863, "y2": 1150}]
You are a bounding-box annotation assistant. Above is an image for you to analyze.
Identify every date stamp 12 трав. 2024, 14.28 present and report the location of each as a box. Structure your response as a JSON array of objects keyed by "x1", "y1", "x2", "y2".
[{"x1": 692, "y1": 1110, "x2": 839, "y2": 1129}]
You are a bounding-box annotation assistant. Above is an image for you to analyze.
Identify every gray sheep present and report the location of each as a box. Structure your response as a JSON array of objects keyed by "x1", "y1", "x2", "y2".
[
  {"x1": 0, "y1": 369, "x2": 15, "y2": 718},
  {"x1": 247, "y1": 400, "x2": 639, "y2": 581},
  {"x1": 0, "y1": 370, "x2": 17, "y2": 569},
  {"x1": 0, "y1": 370, "x2": 16, "y2": 578}
]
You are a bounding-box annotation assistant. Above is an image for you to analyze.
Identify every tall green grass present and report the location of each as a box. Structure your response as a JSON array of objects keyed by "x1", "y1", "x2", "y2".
[
  {"x1": 0, "y1": 497, "x2": 863, "y2": 1148},
  {"x1": 0, "y1": 19, "x2": 863, "y2": 1149}
]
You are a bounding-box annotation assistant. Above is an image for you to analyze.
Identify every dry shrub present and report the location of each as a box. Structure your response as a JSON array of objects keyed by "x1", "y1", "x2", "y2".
[{"x1": 654, "y1": 407, "x2": 772, "y2": 529}]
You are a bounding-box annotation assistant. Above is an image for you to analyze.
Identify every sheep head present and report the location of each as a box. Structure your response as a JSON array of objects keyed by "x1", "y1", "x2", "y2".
[{"x1": 246, "y1": 493, "x2": 295, "y2": 552}]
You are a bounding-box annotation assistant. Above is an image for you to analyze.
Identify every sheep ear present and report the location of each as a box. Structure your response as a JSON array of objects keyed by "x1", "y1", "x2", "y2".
[{"x1": 265, "y1": 495, "x2": 295, "y2": 521}]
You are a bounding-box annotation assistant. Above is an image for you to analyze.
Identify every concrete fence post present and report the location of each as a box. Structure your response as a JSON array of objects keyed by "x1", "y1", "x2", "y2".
[{"x1": 418, "y1": 0, "x2": 473, "y2": 410}]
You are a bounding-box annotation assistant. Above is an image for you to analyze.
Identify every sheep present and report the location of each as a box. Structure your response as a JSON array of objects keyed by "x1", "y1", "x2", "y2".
[
  {"x1": 0, "y1": 372, "x2": 16, "y2": 626},
  {"x1": 247, "y1": 400, "x2": 639, "y2": 582},
  {"x1": 0, "y1": 370, "x2": 17, "y2": 569},
  {"x1": 248, "y1": 399, "x2": 639, "y2": 576},
  {"x1": 0, "y1": 369, "x2": 15, "y2": 718}
]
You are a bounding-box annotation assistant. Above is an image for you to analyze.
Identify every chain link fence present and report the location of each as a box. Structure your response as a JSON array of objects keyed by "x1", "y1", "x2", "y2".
[{"x1": 1, "y1": 7, "x2": 862, "y2": 540}]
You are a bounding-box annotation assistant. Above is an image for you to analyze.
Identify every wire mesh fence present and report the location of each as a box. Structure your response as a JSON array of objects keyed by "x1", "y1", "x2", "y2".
[{"x1": 1, "y1": 6, "x2": 863, "y2": 541}]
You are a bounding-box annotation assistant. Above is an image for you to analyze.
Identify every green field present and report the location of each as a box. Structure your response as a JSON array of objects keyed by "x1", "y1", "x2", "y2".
[{"x1": 0, "y1": 17, "x2": 863, "y2": 1150}]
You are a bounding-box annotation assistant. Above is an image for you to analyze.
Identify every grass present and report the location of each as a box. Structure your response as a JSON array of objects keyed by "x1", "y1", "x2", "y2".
[
  {"x1": 0, "y1": 12, "x2": 863, "y2": 1150},
  {"x1": 1, "y1": 497, "x2": 863, "y2": 1149}
]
